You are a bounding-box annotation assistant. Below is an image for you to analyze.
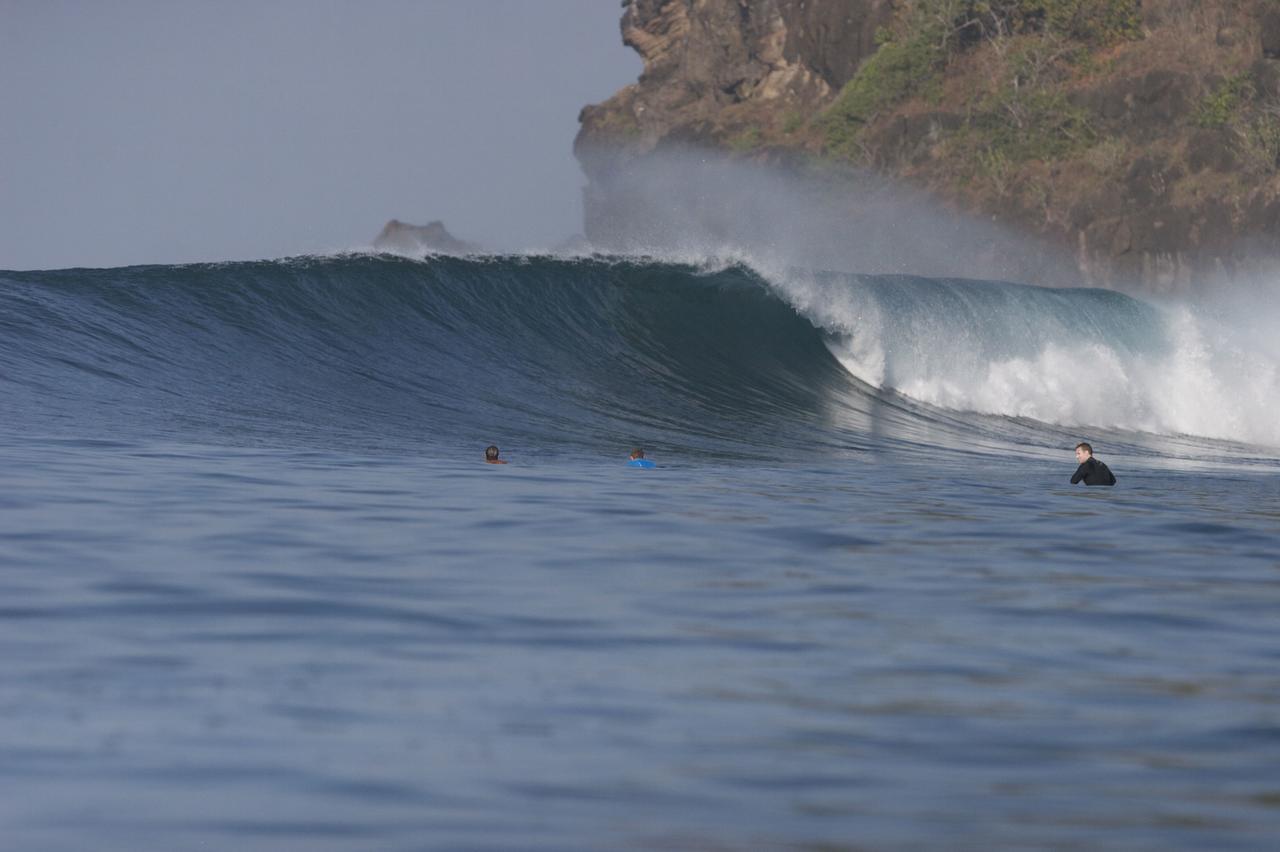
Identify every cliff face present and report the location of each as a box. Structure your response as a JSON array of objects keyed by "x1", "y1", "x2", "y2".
[
  {"x1": 577, "y1": 0, "x2": 1280, "y2": 292},
  {"x1": 577, "y1": 0, "x2": 891, "y2": 153}
]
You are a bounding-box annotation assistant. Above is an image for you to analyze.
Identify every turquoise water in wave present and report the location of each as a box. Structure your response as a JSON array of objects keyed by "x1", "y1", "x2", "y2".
[{"x1": 2, "y1": 256, "x2": 1280, "y2": 848}]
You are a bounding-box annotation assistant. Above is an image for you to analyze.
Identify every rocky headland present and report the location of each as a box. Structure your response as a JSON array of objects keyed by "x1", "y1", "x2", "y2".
[{"x1": 576, "y1": 0, "x2": 1280, "y2": 292}]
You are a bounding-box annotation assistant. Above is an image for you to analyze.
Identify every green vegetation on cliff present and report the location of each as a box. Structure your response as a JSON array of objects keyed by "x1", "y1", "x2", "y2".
[
  {"x1": 1195, "y1": 73, "x2": 1254, "y2": 128},
  {"x1": 823, "y1": 12, "x2": 951, "y2": 158},
  {"x1": 1193, "y1": 72, "x2": 1280, "y2": 176},
  {"x1": 823, "y1": 0, "x2": 1141, "y2": 165}
]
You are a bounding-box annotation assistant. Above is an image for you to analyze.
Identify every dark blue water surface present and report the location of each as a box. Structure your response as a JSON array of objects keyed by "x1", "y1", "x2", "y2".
[{"x1": 2, "y1": 256, "x2": 1279, "y2": 849}]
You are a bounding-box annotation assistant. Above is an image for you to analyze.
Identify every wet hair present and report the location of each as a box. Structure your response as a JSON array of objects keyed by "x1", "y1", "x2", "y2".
[
  {"x1": 1075, "y1": 442, "x2": 1093, "y2": 455},
  {"x1": 630, "y1": 448, "x2": 644, "y2": 459},
  {"x1": 485, "y1": 445, "x2": 500, "y2": 461}
]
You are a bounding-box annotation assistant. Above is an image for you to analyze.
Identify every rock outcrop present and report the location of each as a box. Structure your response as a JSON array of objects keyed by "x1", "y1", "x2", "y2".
[
  {"x1": 578, "y1": 0, "x2": 1280, "y2": 292},
  {"x1": 577, "y1": 0, "x2": 890, "y2": 152},
  {"x1": 372, "y1": 220, "x2": 479, "y2": 255}
]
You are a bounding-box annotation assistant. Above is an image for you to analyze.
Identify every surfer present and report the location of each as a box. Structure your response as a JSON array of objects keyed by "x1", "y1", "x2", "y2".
[
  {"x1": 627, "y1": 448, "x2": 656, "y2": 469},
  {"x1": 484, "y1": 445, "x2": 508, "y2": 465},
  {"x1": 1071, "y1": 442, "x2": 1116, "y2": 486}
]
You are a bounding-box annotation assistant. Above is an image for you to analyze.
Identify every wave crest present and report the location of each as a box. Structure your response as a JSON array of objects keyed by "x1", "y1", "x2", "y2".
[{"x1": 2, "y1": 253, "x2": 1278, "y2": 452}]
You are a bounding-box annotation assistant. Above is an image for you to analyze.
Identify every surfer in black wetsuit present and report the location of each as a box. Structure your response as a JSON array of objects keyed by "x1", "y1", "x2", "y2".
[{"x1": 1071, "y1": 442, "x2": 1116, "y2": 486}]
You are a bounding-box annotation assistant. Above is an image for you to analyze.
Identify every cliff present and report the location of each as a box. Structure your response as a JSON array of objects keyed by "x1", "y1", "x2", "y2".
[{"x1": 577, "y1": 0, "x2": 1280, "y2": 292}]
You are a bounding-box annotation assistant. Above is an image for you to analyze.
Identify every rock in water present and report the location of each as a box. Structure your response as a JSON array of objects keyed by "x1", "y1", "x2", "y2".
[{"x1": 373, "y1": 219, "x2": 480, "y2": 254}]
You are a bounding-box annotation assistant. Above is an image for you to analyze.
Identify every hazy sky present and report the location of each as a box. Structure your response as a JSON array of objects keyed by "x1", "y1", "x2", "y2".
[{"x1": 0, "y1": 1, "x2": 640, "y2": 269}]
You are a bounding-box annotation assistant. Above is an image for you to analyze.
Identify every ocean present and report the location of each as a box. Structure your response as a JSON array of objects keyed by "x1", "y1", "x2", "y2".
[{"x1": 2, "y1": 253, "x2": 1279, "y2": 849}]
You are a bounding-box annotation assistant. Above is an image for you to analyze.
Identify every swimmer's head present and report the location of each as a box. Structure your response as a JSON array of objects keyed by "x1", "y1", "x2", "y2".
[
  {"x1": 630, "y1": 448, "x2": 644, "y2": 460},
  {"x1": 485, "y1": 445, "x2": 500, "y2": 461},
  {"x1": 1074, "y1": 442, "x2": 1093, "y2": 463}
]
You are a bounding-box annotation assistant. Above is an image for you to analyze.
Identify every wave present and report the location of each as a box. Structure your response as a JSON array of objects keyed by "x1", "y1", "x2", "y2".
[
  {"x1": 768, "y1": 266, "x2": 1280, "y2": 447},
  {"x1": 1, "y1": 253, "x2": 1277, "y2": 457}
]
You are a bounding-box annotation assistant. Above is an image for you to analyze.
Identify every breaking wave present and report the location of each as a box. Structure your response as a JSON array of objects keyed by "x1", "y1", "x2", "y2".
[{"x1": 1, "y1": 253, "x2": 1277, "y2": 456}]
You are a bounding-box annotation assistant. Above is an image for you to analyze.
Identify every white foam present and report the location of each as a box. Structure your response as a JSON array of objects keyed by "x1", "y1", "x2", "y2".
[{"x1": 804, "y1": 275, "x2": 1280, "y2": 447}]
